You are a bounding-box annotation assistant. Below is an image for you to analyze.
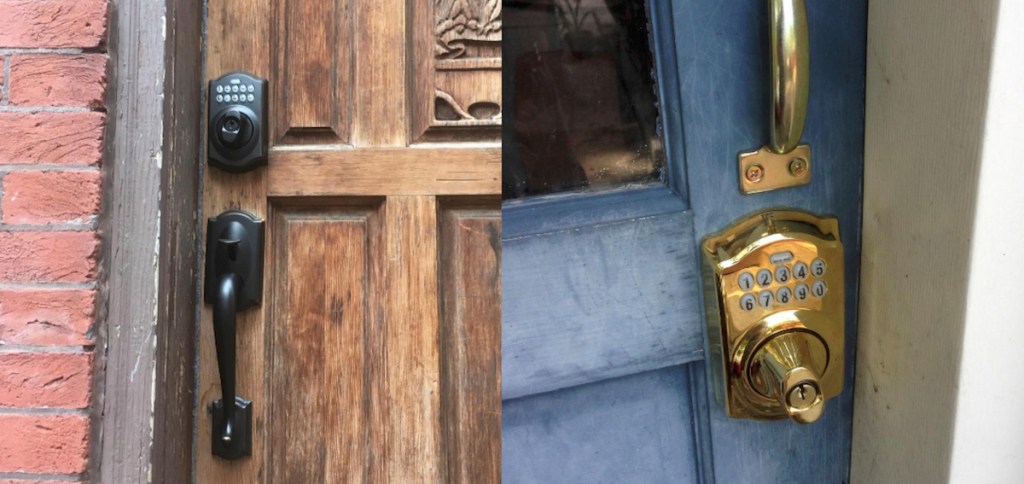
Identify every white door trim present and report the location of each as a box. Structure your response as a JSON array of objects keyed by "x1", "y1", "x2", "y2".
[{"x1": 853, "y1": 1, "x2": 1023, "y2": 481}]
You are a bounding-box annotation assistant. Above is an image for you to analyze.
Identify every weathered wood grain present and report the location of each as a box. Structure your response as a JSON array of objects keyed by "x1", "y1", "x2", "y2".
[
  {"x1": 268, "y1": 146, "x2": 500, "y2": 197},
  {"x1": 275, "y1": 0, "x2": 351, "y2": 142},
  {"x1": 352, "y1": 0, "x2": 406, "y2": 146},
  {"x1": 151, "y1": 0, "x2": 203, "y2": 480},
  {"x1": 375, "y1": 196, "x2": 442, "y2": 482},
  {"x1": 100, "y1": 0, "x2": 169, "y2": 482},
  {"x1": 439, "y1": 202, "x2": 501, "y2": 483},
  {"x1": 268, "y1": 206, "x2": 378, "y2": 482},
  {"x1": 197, "y1": 0, "x2": 271, "y2": 480}
]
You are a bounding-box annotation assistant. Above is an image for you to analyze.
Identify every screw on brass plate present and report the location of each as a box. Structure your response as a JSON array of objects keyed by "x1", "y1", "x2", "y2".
[
  {"x1": 789, "y1": 158, "x2": 808, "y2": 177},
  {"x1": 745, "y1": 164, "x2": 765, "y2": 183},
  {"x1": 787, "y1": 382, "x2": 819, "y2": 410}
]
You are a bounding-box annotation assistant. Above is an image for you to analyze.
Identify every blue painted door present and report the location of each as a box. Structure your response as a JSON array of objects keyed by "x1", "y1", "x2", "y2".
[{"x1": 502, "y1": 0, "x2": 867, "y2": 482}]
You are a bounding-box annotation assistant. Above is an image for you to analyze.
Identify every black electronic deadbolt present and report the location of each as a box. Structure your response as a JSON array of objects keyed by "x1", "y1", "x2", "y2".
[{"x1": 208, "y1": 72, "x2": 268, "y2": 173}]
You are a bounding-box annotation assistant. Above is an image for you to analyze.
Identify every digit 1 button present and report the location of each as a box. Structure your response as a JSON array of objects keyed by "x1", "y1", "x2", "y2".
[
  {"x1": 812, "y1": 281, "x2": 827, "y2": 298},
  {"x1": 738, "y1": 272, "x2": 755, "y2": 291},
  {"x1": 794, "y1": 262, "x2": 809, "y2": 280},
  {"x1": 757, "y1": 269, "x2": 773, "y2": 287},
  {"x1": 775, "y1": 265, "x2": 791, "y2": 283},
  {"x1": 811, "y1": 258, "x2": 827, "y2": 277},
  {"x1": 795, "y1": 283, "x2": 809, "y2": 301},
  {"x1": 740, "y1": 294, "x2": 756, "y2": 312},
  {"x1": 758, "y1": 290, "x2": 774, "y2": 308},
  {"x1": 777, "y1": 287, "x2": 792, "y2": 304}
]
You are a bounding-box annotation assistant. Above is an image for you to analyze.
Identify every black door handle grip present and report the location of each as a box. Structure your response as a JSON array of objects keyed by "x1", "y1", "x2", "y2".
[
  {"x1": 213, "y1": 272, "x2": 239, "y2": 443},
  {"x1": 204, "y1": 210, "x2": 264, "y2": 460}
]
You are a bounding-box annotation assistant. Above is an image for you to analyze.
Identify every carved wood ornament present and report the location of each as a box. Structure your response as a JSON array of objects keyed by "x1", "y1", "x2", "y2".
[{"x1": 431, "y1": 0, "x2": 502, "y2": 134}]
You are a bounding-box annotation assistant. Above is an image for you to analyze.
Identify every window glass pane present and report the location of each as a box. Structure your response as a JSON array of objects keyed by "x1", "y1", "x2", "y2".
[{"x1": 503, "y1": 0, "x2": 665, "y2": 200}]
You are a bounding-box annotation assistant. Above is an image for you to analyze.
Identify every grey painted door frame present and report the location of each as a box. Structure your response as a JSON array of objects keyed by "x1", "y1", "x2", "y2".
[{"x1": 100, "y1": 0, "x2": 202, "y2": 481}]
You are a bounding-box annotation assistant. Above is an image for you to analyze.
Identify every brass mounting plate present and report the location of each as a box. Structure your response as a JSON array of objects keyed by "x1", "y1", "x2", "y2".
[{"x1": 738, "y1": 144, "x2": 812, "y2": 194}]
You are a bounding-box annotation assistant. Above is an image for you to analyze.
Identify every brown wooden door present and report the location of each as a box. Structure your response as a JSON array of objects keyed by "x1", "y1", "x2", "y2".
[{"x1": 196, "y1": 0, "x2": 501, "y2": 482}]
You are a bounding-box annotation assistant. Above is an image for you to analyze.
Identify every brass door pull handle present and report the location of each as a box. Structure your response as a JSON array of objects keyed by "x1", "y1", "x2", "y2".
[
  {"x1": 769, "y1": 0, "x2": 809, "y2": 155},
  {"x1": 739, "y1": 0, "x2": 812, "y2": 194}
]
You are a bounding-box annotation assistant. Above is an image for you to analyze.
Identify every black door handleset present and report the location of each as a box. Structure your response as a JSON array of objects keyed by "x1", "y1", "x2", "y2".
[
  {"x1": 204, "y1": 210, "x2": 264, "y2": 460},
  {"x1": 205, "y1": 71, "x2": 267, "y2": 460}
]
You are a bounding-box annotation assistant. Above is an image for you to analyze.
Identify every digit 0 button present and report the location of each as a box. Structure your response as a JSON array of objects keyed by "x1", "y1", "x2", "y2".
[{"x1": 812, "y1": 281, "x2": 828, "y2": 298}]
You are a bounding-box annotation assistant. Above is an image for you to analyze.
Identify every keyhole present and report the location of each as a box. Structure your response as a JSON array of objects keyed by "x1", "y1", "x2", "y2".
[{"x1": 787, "y1": 382, "x2": 819, "y2": 410}]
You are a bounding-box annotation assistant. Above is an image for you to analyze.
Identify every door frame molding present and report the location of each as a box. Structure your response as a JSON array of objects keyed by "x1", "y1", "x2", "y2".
[
  {"x1": 100, "y1": 0, "x2": 202, "y2": 481},
  {"x1": 852, "y1": 1, "x2": 1016, "y2": 482}
]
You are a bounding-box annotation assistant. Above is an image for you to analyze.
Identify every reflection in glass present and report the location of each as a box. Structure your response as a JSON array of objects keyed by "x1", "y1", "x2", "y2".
[{"x1": 503, "y1": 0, "x2": 665, "y2": 199}]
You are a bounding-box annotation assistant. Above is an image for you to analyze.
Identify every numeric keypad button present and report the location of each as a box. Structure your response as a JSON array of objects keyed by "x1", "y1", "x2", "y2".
[
  {"x1": 738, "y1": 272, "x2": 755, "y2": 291},
  {"x1": 775, "y1": 265, "x2": 791, "y2": 283},
  {"x1": 777, "y1": 287, "x2": 792, "y2": 304},
  {"x1": 740, "y1": 294, "x2": 756, "y2": 312},
  {"x1": 812, "y1": 281, "x2": 827, "y2": 298},
  {"x1": 794, "y1": 262, "x2": 809, "y2": 280},
  {"x1": 795, "y1": 283, "x2": 809, "y2": 301},
  {"x1": 758, "y1": 290, "x2": 774, "y2": 308},
  {"x1": 811, "y1": 258, "x2": 827, "y2": 277},
  {"x1": 756, "y1": 269, "x2": 773, "y2": 287}
]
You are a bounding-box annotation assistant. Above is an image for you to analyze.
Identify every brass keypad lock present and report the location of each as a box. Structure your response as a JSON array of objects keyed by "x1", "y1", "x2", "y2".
[{"x1": 701, "y1": 210, "x2": 843, "y2": 424}]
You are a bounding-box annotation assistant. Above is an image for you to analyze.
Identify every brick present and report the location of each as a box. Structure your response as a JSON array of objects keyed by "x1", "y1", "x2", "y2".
[
  {"x1": 0, "y1": 481, "x2": 76, "y2": 484},
  {"x1": 0, "y1": 0, "x2": 108, "y2": 49},
  {"x1": 9, "y1": 55, "x2": 107, "y2": 108},
  {"x1": 0, "y1": 352, "x2": 92, "y2": 408},
  {"x1": 0, "y1": 414, "x2": 88, "y2": 474},
  {"x1": 0, "y1": 232, "x2": 97, "y2": 283},
  {"x1": 3, "y1": 171, "x2": 101, "y2": 225},
  {"x1": 0, "y1": 290, "x2": 94, "y2": 345},
  {"x1": 0, "y1": 112, "x2": 105, "y2": 165}
]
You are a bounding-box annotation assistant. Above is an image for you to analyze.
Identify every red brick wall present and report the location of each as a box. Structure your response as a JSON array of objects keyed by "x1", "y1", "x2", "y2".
[{"x1": 0, "y1": 1, "x2": 109, "y2": 482}]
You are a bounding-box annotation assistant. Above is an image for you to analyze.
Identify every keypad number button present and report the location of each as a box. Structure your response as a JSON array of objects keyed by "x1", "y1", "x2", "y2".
[
  {"x1": 812, "y1": 281, "x2": 828, "y2": 298},
  {"x1": 811, "y1": 258, "x2": 827, "y2": 277},
  {"x1": 756, "y1": 269, "x2": 773, "y2": 287},
  {"x1": 758, "y1": 290, "x2": 774, "y2": 308},
  {"x1": 794, "y1": 262, "x2": 809, "y2": 280},
  {"x1": 738, "y1": 272, "x2": 755, "y2": 291},
  {"x1": 777, "y1": 287, "x2": 792, "y2": 304},
  {"x1": 740, "y1": 294, "x2": 756, "y2": 312},
  {"x1": 795, "y1": 284, "x2": 809, "y2": 301},
  {"x1": 775, "y1": 266, "x2": 791, "y2": 284}
]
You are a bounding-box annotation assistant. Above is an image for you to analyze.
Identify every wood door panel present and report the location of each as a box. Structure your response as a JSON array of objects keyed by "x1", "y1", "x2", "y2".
[
  {"x1": 268, "y1": 205, "x2": 380, "y2": 482},
  {"x1": 275, "y1": 0, "x2": 352, "y2": 143},
  {"x1": 268, "y1": 147, "x2": 501, "y2": 197},
  {"x1": 199, "y1": 0, "x2": 501, "y2": 480},
  {"x1": 411, "y1": 0, "x2": 502, "y2": 142},
  {"x1": 439, "y1": 203, "x2": 502, "y2": 483}
]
